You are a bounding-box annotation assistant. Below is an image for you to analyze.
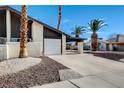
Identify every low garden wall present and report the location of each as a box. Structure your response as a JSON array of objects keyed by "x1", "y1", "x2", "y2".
[
  {"x1": 0, "y1": 45, "x2": 8, "y2": 61},
  {"x1": 0, "y1": 42, "x2": 42, "y2": 61},
  {"x1": 7, "y1": 42, "x2": 42, "y2": 58}
]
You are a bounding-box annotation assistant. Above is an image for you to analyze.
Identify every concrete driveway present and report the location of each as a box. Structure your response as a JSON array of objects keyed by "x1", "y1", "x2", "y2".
[{"x1": 48, "y1": 54, "x2": 124, "y2": 88}]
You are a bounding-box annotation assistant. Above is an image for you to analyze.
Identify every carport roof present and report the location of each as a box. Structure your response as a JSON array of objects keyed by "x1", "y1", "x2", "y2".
[{"x1": 66, "y1": 37, "x2": 87, "y2": 42}]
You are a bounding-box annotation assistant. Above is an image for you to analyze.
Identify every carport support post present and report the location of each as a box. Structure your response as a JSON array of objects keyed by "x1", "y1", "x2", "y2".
[
  {"x1": 6, "y1": 9, "x2": 11, "y2": 42},
  {"x1": 78, "y1": 42, "x2": 83, "y2": 54},
  {"x1": 62, "y1": 35, "x2": 66, "y2": 55},
  {"x1": 109, "y1": 43, "x2": 113, "y2": 51}
]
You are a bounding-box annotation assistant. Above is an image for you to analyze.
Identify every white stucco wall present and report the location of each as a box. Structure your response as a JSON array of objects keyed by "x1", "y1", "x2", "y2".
[
  {"x1": 32, "y1": 21, "x2": 43, "y2": 54},
  {"x1": 32, "y1": 21, "x2": 43, "y2": 42},
  {"x1": 78, "y1": 42, "x2": 83, "y2": 54},
  {"x1": 62, "y1": 35, "x2": 66, "y2": 55},
  {"x1": 6, "y1": 42, "x2": 42, "y2": 58},
  {"x1": 109, "y1": 44, "x2": 113, "y2": 51},
  {"x1": 28, "y1": 42, "x2": 42, "y2": 57},
  {"x1": 0, "y1": 45, "x2": 8, "y2": 61},
  {"x1": 6, "y1": 10, "x2": 11, "y2": 42},
  {"x1": 7, "y1": 42, "x2": 20, "y2": 58}
]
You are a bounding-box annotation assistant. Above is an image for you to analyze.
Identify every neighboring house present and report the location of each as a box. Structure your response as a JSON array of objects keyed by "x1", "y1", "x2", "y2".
[
  {"x1": 99, "y1": 40, "x2": 107, "y2": 51},
  {"x1": 99, "y1": 34, "x2": 124, "y2": 51},
  {"x1": 84, "y1": 34, "x2": 124, "y2": 51},
  {"x1": 0, "y1": 6, "x2": 84, "y2": 60},
  {"x1": 107, "y1": 34, "x2": 124, "y2": 51}
]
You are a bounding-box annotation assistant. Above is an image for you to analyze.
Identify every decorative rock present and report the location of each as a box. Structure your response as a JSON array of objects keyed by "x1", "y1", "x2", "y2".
[{"x1": 0, "y1": 57, "x2": 41, "y2": 76}]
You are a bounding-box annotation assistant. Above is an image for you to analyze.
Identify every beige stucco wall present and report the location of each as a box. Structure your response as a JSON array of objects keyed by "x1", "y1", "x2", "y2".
[
  {"x1": 32, "y1": 21, "x2": 43, "y2": 42},
  {"x1": 78, "y1": 42, "x2": 83, "y2": 54},
  {"x1": 32, "y1": 21, "x2": 43, "y2": 54},
  {"x1": 6, "y1": 10, "x2": 11, "y2": 42},
  {"x1": 0, "y1": 45, "x2": 8, "y2": 61},
  {"x1": 62, "y1": 34, "x2": 66, "y2": 55},
  {"x1": 109, "y1": 44, "x2": 113, "y2": 51},
  {"x1": 6, "y1": 42, "x2": 42, "y2": 59}
]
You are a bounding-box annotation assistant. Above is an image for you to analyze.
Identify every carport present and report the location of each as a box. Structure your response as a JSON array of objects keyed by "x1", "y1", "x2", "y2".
[{"x1": 66, "y1": 36, "x2": 86, "y2": 54}]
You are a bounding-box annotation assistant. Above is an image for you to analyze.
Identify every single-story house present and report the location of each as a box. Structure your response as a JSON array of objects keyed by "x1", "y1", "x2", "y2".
[
  {"x1": 99, "y1": 34, "x2": 124, "y2": 51},
  {"x1": 0, "y1": 6, "x2": 84, "y2": 60},
  {"x1": 84, "y1": 34, "x2": 124, "y2": 51}
]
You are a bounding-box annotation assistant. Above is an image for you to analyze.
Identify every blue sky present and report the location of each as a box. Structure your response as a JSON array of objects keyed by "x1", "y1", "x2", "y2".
[{"x1": 11, "y1": 5, "x2": 124, "y2": 40}]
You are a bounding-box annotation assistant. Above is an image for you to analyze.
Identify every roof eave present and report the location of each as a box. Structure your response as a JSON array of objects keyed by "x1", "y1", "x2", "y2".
[{"x1": 0, "y1": 6, "x2": 70, "y2": 37}]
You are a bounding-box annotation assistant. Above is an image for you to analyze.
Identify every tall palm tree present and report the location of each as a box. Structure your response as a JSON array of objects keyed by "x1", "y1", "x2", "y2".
[
  {"x1": 71, "y1": 26, "x2": 86, "y2": 46},
  {"x1": 19, "y1": 5, "x2": 28, "y2": 58},
  {"x1": 88, "y1": 19, "x2": 107, "y2": 51},
  {"x1": 57, "y1": 5, "x2": 62, "y2": 31}
]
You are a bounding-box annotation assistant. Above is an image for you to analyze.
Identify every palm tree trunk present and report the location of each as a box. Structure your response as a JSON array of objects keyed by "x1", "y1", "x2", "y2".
[
  {"x1": 57, "y1": 5, "x2": 62, "y2": 31},
  {"x1": 91, "y1": 32, "x2": 98, "y2": 51},
  {"x1": 19, "y1": 5, "x2": 28, "y2": 58},
  {"x1": 75, "y1": 34, "x2": 79, "y2": 46}
]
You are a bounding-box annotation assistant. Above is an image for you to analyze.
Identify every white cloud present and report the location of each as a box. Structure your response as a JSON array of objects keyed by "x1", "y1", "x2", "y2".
[
  {"x1": 62, "y1": 19, "x2": 72, "y2": 24},
  {"x1": 87, "y1": 31, "x2": 103, "y2": 34}
]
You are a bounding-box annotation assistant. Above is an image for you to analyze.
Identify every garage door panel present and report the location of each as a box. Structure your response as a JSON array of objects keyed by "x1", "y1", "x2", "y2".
[{"x1": 44, "y1": 39, "x2": 61, "y2": 55}]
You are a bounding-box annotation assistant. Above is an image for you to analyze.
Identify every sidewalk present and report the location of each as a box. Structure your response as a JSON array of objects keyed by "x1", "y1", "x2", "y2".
[
  {"x1": 33, "y1": 81, "x2": 77, "y2": 88},
  {"x1": 33, "y1": 76, "x2": 116, "y2": 88}
]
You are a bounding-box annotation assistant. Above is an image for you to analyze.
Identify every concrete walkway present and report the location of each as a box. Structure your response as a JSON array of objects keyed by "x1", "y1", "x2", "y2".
[
  {"x1": 33, "y1": 77, "x2": 116, "y2": 88},
  {"x1": 33, "y1": 81, "x2": 77, "y2": 88},
  {"x1": 46, "y1": 54, "x2": 124, "y2": 88}
]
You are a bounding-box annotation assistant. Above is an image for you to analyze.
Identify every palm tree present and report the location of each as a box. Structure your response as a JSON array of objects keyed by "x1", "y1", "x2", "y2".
[
  {"x1": 57, "y1": 5, "x2": 62, "y2": 31},
  {"x1": 88, "y1": 19, "x2": 107, "y2": 51},
  {"x1": 19, "y1": 5, "x2": 28, "y2": 58},
  {"x1": 71, "y1": 26, "x2": 86, "y2": 46}
]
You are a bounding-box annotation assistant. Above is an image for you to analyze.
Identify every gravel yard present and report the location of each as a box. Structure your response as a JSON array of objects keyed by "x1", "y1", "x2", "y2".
[
  {"x1": 0, "y1": 56, "x2": 68, "y2": 88},
  {"x1": 92, "y1": 52, "x2": 124, "y2": 61}
]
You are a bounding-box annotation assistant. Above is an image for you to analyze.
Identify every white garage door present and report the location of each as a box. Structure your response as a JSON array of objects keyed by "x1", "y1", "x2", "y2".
[{"x1": 44, "y1": 39, "x2": 61, "y2": 55}]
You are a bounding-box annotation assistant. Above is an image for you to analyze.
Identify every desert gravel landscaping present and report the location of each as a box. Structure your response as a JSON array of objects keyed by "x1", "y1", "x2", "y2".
[
  {"x1": 92, "y1": 52, "x2": 124, "y2": 62},
  {"x1": 0, "y1": 56, "x2": 68, "y2": 88}
]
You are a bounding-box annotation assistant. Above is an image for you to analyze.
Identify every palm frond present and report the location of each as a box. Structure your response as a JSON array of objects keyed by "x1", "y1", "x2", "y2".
[
  {"x1": 88, "y1": 19, "x2": 107, "y2": 33},
  {"x1": 71, "y1": 25, "x2": 86, "y2": 36}
]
